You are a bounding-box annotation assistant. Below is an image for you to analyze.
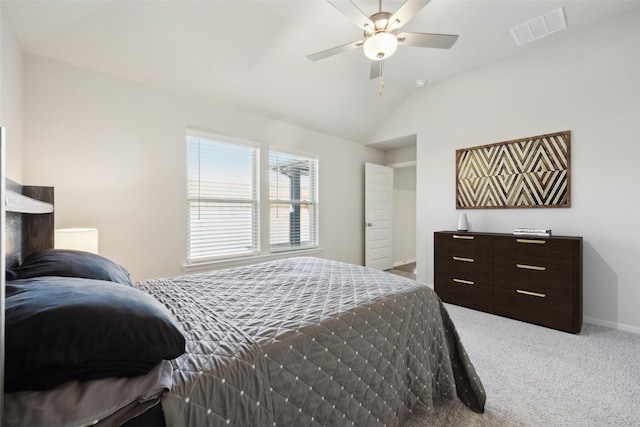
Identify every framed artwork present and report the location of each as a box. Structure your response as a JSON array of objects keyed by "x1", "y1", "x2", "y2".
[{"x1": 456, "y1": 130, "x2": 570, "y2": 209}]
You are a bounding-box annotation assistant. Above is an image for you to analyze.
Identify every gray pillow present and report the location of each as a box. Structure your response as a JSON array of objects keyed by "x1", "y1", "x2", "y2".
[
  {"x1": 6, "y1": 249, "x2": 134, "y2": 286},
  {"x1": 5, "y1": 276, "x2": 185, "y2": 392}
]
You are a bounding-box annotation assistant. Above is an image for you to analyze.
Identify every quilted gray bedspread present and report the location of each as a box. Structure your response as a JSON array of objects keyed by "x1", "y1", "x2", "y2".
[{"x1": 135, "y1": 257, "x2": 485, "y2": 426}]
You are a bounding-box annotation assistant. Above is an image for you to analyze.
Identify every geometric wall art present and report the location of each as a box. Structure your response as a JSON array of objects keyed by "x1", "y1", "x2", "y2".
[{"x1": 456, "y1": 130, "x2": 570, "y2": 208}]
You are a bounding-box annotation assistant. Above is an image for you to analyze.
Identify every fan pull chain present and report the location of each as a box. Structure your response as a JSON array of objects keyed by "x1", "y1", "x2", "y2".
[{"x1": 378, "y1": 60, "x2": 384, "y2": 95}]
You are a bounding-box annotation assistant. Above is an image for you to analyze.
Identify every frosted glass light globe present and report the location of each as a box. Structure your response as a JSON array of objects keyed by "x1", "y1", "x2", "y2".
[{"x1": 363, "y1": 32, "x2": 398, "y2": 60}]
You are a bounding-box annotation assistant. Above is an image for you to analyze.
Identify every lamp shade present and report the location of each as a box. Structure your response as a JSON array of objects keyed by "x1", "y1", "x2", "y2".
[
  {"x1": 55, "y1": 228, "x2": 99, "y2": 254},
  {"x1": 363, "y1": 32, "x2": 398, "y2": 60}
]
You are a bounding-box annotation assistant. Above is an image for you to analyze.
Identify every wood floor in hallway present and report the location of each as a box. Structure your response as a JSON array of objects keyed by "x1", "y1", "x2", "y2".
[{"x1": 386, "y1": 262, "x2": 416, "y2": 280}]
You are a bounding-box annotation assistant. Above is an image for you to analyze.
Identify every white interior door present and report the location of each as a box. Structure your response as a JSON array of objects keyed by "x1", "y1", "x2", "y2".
[{"x1": 365, "y1": 162, "x2": 393, "y2": 270}]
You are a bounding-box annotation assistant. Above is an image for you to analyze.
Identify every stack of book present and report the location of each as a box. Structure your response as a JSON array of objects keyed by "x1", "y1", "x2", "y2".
[{"x1": 513, "y1": 228, "x2": 552, "y2": 237}]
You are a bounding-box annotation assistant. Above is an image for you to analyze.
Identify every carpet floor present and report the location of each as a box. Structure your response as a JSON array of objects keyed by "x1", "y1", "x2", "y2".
[{"x1": 402, "y1": 303, "x2": 640, "y2": 426}]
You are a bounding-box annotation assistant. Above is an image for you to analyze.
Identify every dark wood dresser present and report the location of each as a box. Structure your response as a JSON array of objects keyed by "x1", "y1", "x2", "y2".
[{"x1": 434, "y1": 231, "x2": 582, "y2": 333}]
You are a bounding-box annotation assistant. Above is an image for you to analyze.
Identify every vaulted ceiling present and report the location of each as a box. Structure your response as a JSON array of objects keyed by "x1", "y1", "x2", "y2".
[{"x1": 5, "y1": 0, "x2": 640, "y2": 143}]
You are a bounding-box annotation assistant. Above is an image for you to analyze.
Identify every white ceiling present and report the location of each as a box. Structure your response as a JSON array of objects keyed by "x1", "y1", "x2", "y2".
[{"x1": 5, "y1": 0, "x2": 640, "y2": 144}]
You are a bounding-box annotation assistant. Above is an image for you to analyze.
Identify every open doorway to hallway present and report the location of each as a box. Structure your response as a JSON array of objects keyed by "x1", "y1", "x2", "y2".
[
  {"x1": 367, "y1": 136, "x2": 417, "y2": 280},
  {"x1": 390, "y1": 163, "x2": 416, "y2": 273}
]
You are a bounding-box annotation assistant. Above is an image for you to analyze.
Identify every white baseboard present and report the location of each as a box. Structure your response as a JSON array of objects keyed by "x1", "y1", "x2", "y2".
[
  {"x1": 583, "y1": 316, "x2": 640, "y2": 335},
  {"x1": 393, "y1": 258, "x2": 416, "y2": 268}
]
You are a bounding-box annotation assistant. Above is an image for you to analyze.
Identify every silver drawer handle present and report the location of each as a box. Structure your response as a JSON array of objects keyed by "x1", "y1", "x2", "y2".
[
  {"x1": 453, "y1": 278, "x2": 475, "y2": 285},
  {"x1": 516, "y1": 263, "x2": 546, "y2": 271},
  {"x1": 453, "y1": 256, "x2": 474, "y2": 263},
  {"x1": 453, "y1": 235, "x2": 474, "y2": 240},
  {"x1": 516, "y1": 238, "x2": 546, "y2": 245},
  {"x1": 516, "y1": 289, "x2": 546, "y2": 298}
]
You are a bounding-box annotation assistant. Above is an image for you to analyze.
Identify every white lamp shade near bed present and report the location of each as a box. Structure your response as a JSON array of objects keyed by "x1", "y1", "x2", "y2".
[{"x1": 55, "y1": 228, "x2": 99, "y2": 254}]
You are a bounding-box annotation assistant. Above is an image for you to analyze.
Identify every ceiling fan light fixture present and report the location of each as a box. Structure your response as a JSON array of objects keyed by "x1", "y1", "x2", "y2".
[{"x1": 363, "y1": 32, "x2": 398, "y2": 60}]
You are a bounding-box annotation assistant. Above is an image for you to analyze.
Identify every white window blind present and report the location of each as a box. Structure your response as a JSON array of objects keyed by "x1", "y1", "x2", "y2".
[
  {"x1": 269, "y1": 151, "x2": 318, "y2": 251},
  {"x1": 187, "y1": 132, "x2": 259, "y2": 262}
]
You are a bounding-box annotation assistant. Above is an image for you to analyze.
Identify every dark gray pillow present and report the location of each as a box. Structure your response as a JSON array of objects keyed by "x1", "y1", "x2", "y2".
[
  {"x1": 5, "y1": 276, "x2": 186, "y2": 392},
  {"x1": 6, "y1": 249, "x2": 134, "y2": 286}
]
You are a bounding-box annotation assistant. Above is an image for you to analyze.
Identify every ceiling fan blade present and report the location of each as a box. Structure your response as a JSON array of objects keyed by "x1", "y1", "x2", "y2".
[
  {"x1": 307, "y1": 40, "x2": 364, "y2": 62},
  {"x1": 327, "y1": 0, "x2": 374, "y2": 30},
  {"x1": 397, "y1": 32, "x2": 459, "y2": 49},
  {"x1": 370, "y1": 60, "x2": 383, "y2": 79},
  {"x1": 388, "y1": 0, "x2": 432, "y2": 30}
]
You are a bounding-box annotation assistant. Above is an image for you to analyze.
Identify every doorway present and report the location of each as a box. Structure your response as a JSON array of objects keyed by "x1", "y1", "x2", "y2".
[
  {"x1": 390, "y1": 163, "x2": 416, "y2": 271},
  {"x1": 366, "y1": 136, "x2": 417, "y2": 275}
]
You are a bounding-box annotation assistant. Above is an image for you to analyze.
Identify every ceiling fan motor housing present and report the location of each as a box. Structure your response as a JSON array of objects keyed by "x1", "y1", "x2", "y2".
[{"x1": 365, "y1": 12, "x2": 395, "y2": 34}]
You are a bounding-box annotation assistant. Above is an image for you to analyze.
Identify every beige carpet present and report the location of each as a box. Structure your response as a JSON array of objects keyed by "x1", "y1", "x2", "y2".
[{"x1": 402, "y1": 303, "x2": 640, "y2": 426}]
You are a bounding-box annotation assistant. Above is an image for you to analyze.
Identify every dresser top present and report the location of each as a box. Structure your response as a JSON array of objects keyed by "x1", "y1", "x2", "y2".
[{"x1": 436, "y1": 230, "x2": 583, "y2": 241}]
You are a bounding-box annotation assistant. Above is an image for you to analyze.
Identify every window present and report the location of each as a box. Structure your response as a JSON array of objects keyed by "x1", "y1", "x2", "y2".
[
  {"x1": 269, "y1": 151, "x2": 318, "y2": 251},
  {"x1": 186, "y1": 131, "x2": 259, "y2": 262},
  {"x1": 186, "y1": 130, "x2": 319, "y2": 264}
]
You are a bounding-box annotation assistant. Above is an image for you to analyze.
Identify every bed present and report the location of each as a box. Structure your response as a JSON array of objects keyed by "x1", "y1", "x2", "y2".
[{"x1": 2, "y1": 182, "x2": 485, "y2": 426}]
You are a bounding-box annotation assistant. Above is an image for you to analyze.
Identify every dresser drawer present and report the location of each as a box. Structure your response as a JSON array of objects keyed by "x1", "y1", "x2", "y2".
[
  {"x1": 435, "y1": 275, "x2": 493, "y2": 312},
  {"x1": 435, "y1": 232, "x2": 493, "y2": 261},
  {"x1": 436, "y1": 255, "x2": 492, "y2": 284},
  {"x1": 494, "y1": 236, "x2": 576, "y2": 270},
  {"x1": 494, "y1": 261, "x2": 574, "y2": 291},
  {"x1": 493, "y1": 287, "x2": 575, "y2": 332}
]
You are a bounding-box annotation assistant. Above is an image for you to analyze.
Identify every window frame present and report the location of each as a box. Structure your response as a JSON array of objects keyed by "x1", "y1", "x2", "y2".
[
  {"x1": 185, "y1": 129, "x2": 261, "y2": 264},
  {"x1": 184, "y1": 130, "x2": 320, "y2": 270},
  {"x1": 268, "y1": 149, "x2": 319, "y2": 253}
]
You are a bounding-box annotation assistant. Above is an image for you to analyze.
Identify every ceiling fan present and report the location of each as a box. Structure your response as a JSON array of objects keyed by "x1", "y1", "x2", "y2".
[{"x1": 308, "y1": 0, "x2": 459, "y2": 81}]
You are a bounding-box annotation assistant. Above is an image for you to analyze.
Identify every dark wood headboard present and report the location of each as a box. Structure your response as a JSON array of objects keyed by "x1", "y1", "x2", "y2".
[{"x1": 5, "y1": 179, "x2": 55, "y2": 269}]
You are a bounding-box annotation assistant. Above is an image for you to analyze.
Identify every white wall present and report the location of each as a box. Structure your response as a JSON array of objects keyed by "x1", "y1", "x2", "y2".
[
  {"x1": 22, "y1": 55, "x2": 384, "y2": 280},
  {"x1": 371, "y1": 10, "x2": 640, "y2": 332},
  {"x1": 385, "y1": 145, "x2": 416, "y2": 165},
  {"x1": 0, "y1": 3, "x2": 23, "y2": 181}
]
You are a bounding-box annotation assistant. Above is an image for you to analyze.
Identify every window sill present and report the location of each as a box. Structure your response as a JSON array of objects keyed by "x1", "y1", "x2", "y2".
[{"x1": 183, "y1": 247, "x2": 323, "y2": 274}]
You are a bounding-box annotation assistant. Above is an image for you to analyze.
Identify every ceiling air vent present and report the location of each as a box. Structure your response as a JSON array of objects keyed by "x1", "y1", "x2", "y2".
[{"x1": 510, "y1": 7, "x2": 567, "y2": 46}]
